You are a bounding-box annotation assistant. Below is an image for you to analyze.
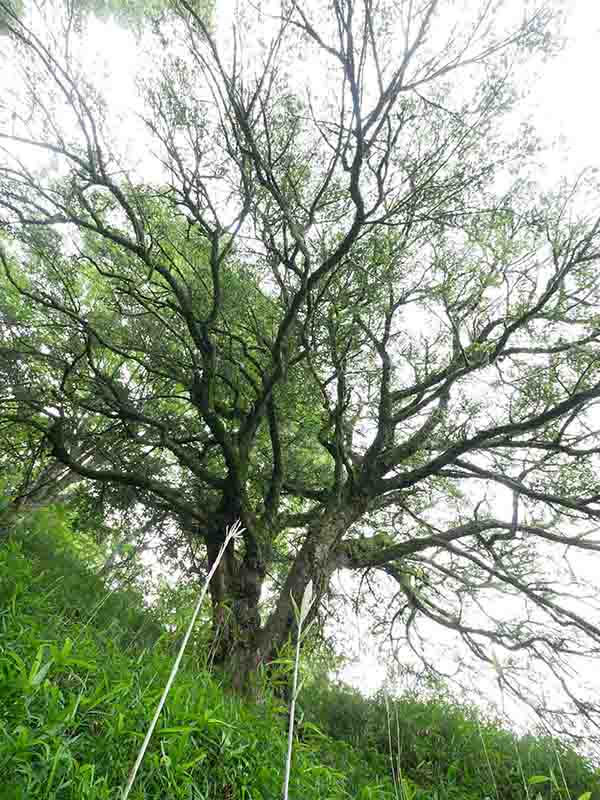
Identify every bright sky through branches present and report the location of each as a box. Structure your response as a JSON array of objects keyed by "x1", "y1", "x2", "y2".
[
  {"x1": 213, "y1": 0, "x2": 600, "y2": 177},
  {"x1": 3, "y1": 0, "x2": 600, "y2": 750}
]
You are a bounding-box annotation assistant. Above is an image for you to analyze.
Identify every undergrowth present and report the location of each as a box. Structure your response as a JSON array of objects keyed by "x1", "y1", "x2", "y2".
[{"x1": 0, "y1": 506, "x2": 598, "y2": 799}]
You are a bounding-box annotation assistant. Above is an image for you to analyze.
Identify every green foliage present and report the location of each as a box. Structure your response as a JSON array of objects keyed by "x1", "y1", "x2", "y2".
[
  {"x1": 2, "y1": 0, "x2": 600, "y2": 739},
  {"x1": 1, "y1": 511, "x2": 598, "y2": 799},
  {"x1": 0, "y1": 0, "x2": 23, "y2": 35},
  {"x1": 301, "y1": 680, "x2": 600, "y2": 800},
  {"x1": 69, "y1": 0, "x2": 214, "y2": 37},
  {"x1": 0, "y1": 515, "x2": 395, "y2": 799}
]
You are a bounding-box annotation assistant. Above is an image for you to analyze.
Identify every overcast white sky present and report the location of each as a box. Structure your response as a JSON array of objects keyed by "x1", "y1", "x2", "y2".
[
  {"x1": 213, "y1": 0, "x2": 600, "y2": 172},
  {"x1": 529, "y1": 0, "x2": 600, "y2": 180}
]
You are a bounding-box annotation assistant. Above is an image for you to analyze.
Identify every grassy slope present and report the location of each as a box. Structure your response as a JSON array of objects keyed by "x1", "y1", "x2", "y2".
[{"x1": 0, "y1": 509, "x2": 598, "y2": 800}]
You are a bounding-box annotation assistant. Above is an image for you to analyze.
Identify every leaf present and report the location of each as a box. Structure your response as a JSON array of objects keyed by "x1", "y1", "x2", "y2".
[
  {"x1": 29, "y1": 657, "x2": 53, "y2": 687},
  {"x1": 303, "y1": 617, "x2": 318, "y2": 636},
  {"x1": 301, "y1": 722, "x2": 327, "y2": 739},
  {"x1": 269, "y1": 657, "x2": 293, "y2": 667},
  {"x1": 207, "y1": 718, "x2": 237, "y2": 729},
  {"x1": 180, "y1": 753, "x2": 207, "y2": 770},
  {"x1": 81, "y1": 684, "x2": 129, "y2": 711},
  {"x1": 300, "y1": 580, "x2": 314, "y2": 623},
  {"x1": 290, "y1": 591, "x2": 299, "y2": 622},
  {"x1": 528, "y1": 775, "x2": 550, "y2": 784},
  {"x1": 8, "y1": 651, "x2": 26, "y2": 673},
  {"x1": 28, "y1": 645, "x2": 45, "y2": 684},
  {"x1": 64, "y1": 657, "x2": 96, "y2": 670},
  {"x1": 159, "y1": 725, "x2": 199, "y2": 735},
  {"x1": 576, "y1": 793, "x2": 592, "y2": 800}
]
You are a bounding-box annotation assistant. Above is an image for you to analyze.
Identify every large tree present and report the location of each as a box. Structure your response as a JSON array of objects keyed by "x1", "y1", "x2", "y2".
[{"x1": 2, "y1": 0, "x2": 600, "y2": 743}]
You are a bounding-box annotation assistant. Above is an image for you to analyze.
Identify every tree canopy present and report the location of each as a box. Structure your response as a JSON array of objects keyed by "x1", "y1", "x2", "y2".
[{"x1": 1, "y1": 0, "x2": 600, "y2": 748}]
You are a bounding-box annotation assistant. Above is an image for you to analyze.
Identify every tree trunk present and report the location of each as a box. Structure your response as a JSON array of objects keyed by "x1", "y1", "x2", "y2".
[
  {"x1": 199, "y1": 501, "x2": 266, "y2": 694},
  {"x1": 200, "y1": 501, "x2": 364, "y2": 696},
  {"x1": 253, "y1": 504, "x2": 365, "y2": 684}
]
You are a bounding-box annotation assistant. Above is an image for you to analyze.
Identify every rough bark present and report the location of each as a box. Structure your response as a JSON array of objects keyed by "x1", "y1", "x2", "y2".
[
  {"x1": 196, "y1": 496, "x2": 266, "y2": 692},
  {"x1": 195, "y1": 499, "x2": 364, "y2": 695},
  {"x1": 252, "y1": 502, "x2": 366, "y2": 685}
]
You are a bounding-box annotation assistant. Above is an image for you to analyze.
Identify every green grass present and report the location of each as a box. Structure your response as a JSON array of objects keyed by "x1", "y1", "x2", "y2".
[
  {"x1": 1, "y1": 507, "x2": 599, "y2": 799},
  {"x1": 0, "y1": 512, "x2": 394, "y2": 799},
  {"x1": 302, "y1": 680, "x2": 600, "y2": 800}
]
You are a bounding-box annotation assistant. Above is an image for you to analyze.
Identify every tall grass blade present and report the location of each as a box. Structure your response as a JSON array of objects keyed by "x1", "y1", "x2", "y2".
[
  {"x1": 385, "y1": 695, "x2": 401, "y2": 800},
  {"x1": 121, "y1": 520, "x2": 243, "y2": 800},
  {"x1": 282, "y1": 580, "x2": 314, "y2": 800},
  {"x1": 477, "y1": 717, "x2": 500, "y2": 800},
  {"x1": 514, "y1": 739, "x2": 531, "y2": 800}
]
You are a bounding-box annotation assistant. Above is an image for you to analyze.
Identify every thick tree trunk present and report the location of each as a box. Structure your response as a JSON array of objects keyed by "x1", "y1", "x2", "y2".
[
  {"x1": 208, "y1": 553, "x2": 264, "y2": 693},
  {"x1": 253, "y1": 503, "x2": 366, "y2": 681},
  {"x1": 200, "y1": 500, "x2": 365, "y2": 696},
  {"x1": 199, "y1": 499, "x2": 266, "y2": 693}
]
